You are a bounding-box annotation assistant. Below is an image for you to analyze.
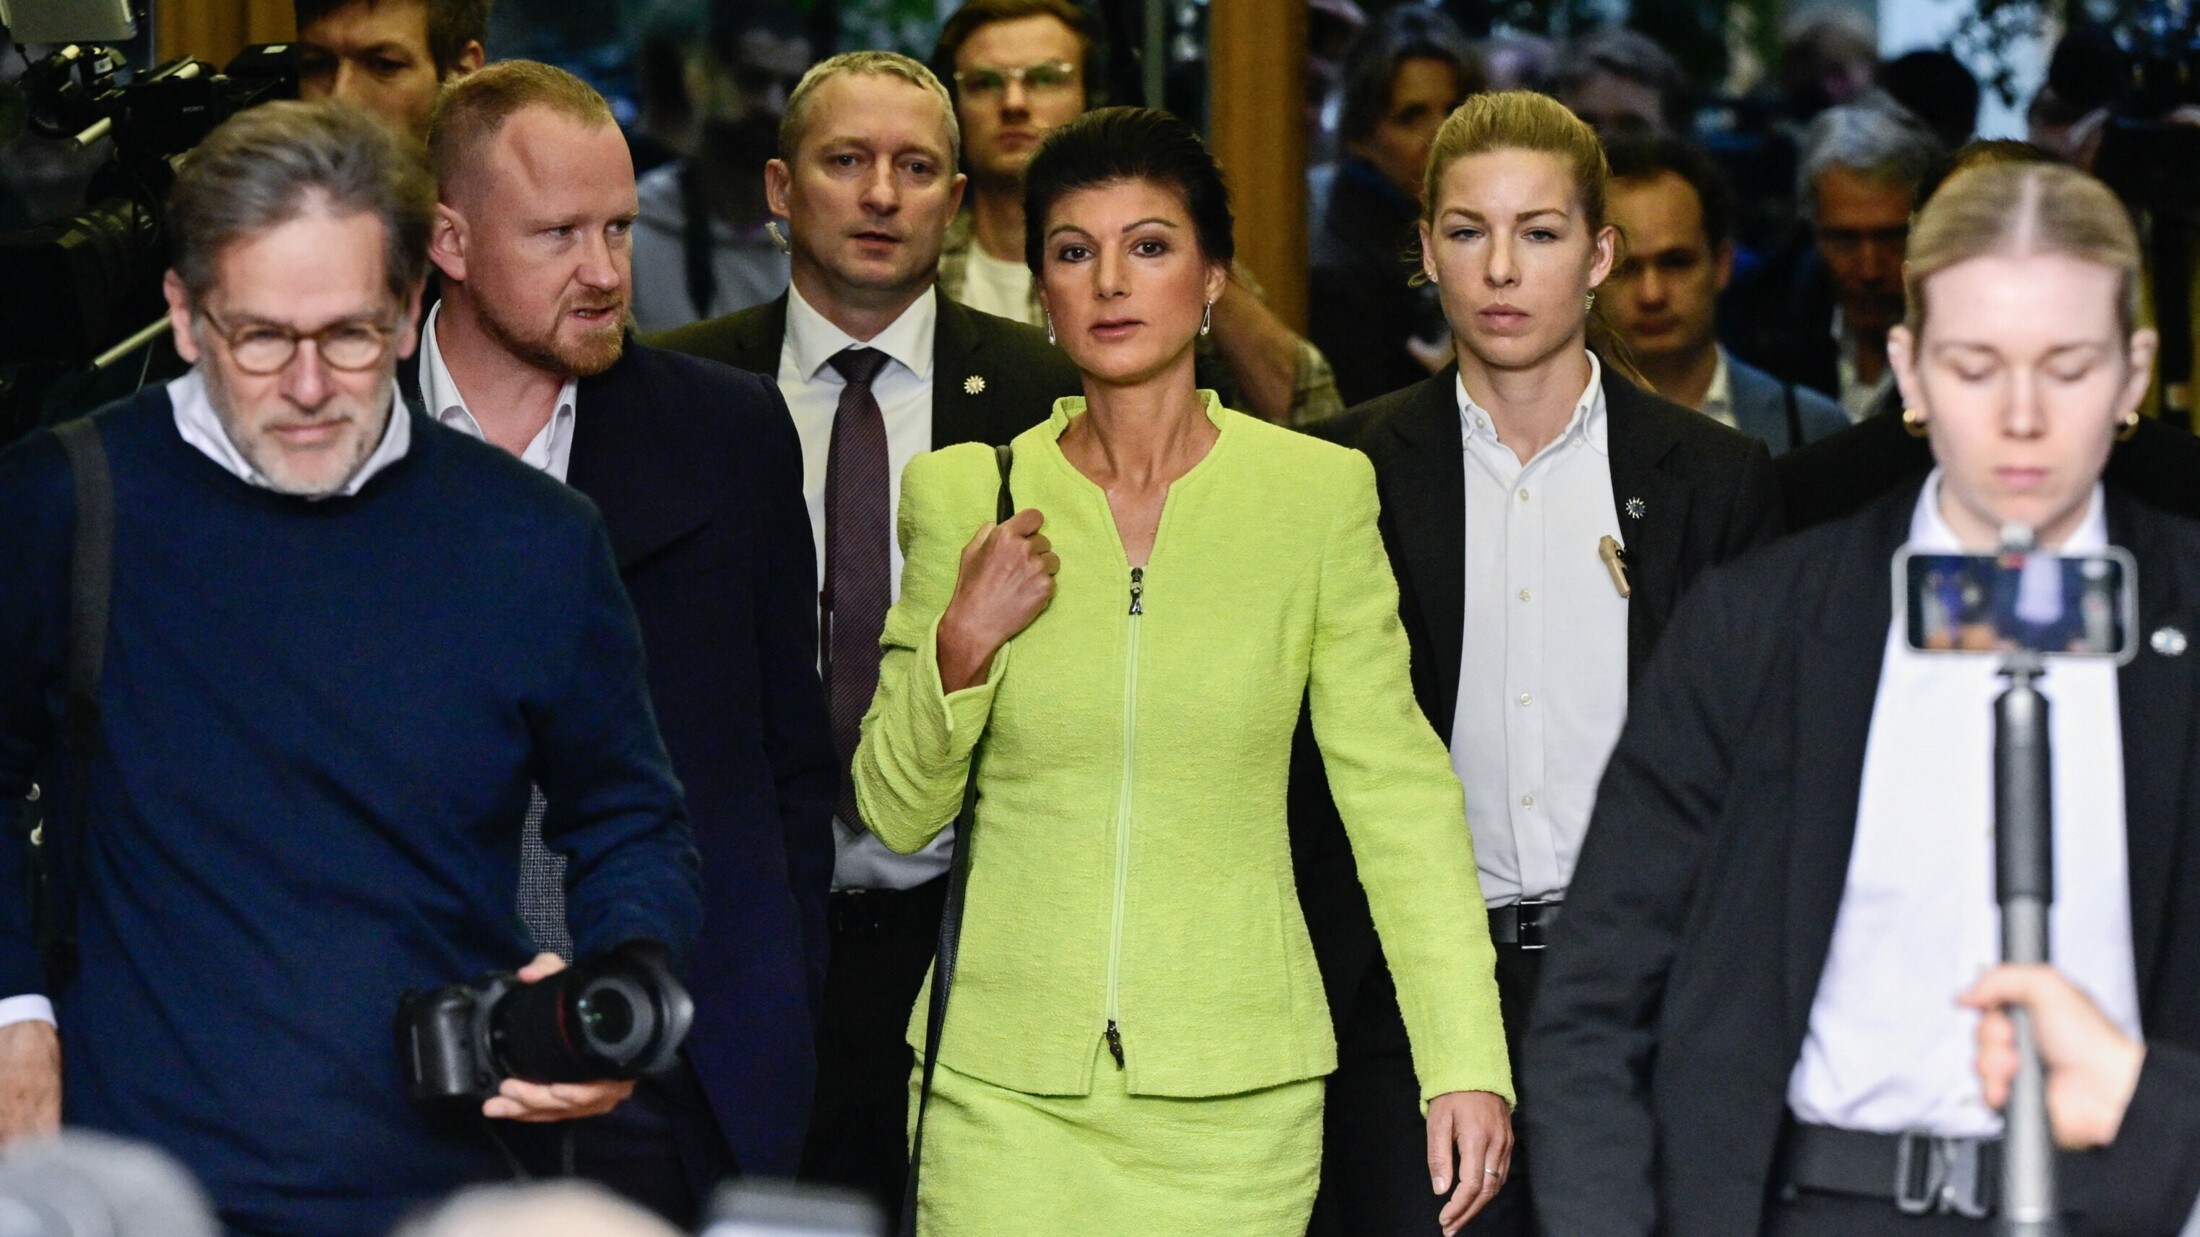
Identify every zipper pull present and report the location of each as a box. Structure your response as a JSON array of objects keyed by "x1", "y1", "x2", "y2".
[
  {"x1": 1105, "y1": 1020, "x2": 1126, "y2": 1068},
  {"x1": 1128, "y1": 567, "x2": 1144, "y2": 616}
]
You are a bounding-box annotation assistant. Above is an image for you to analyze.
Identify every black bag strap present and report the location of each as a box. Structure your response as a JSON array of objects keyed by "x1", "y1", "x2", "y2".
[
  {"x1": 47, "y1": 416, "x2": 114, "y2": 991},
  {"x1": 1782, "y1": 381, "x2": 1805, "y2": 454},
  {"x1": 899, "y1": 442, "x2": 1013, "y2": 1237}
]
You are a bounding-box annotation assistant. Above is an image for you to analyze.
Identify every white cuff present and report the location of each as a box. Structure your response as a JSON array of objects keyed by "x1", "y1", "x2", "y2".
[{"x1": 0, "y1": 996, "x2": 56, "y2": 1028}]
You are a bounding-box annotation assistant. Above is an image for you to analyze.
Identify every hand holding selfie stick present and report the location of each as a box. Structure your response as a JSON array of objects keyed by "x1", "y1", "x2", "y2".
[{"x1": 1995, "y1": 531, "x2": 2063, "y2": 1236}]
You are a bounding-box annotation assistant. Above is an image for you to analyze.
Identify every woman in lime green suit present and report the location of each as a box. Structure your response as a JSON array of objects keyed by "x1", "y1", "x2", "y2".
[{"x1": 853, "y1": 107, "x2": 1511, "y2": 1236}]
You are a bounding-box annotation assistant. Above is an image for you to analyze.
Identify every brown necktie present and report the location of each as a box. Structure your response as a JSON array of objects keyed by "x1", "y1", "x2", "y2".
[{"x1": 824, "y1": 347, "x2": 893, "y2": 830}]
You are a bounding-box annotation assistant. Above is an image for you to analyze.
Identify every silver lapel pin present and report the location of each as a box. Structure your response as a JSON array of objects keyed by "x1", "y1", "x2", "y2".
[
  {"x1": 963, "y1": 375, "x2": 987, "y2": 395},
  {"x1": 1624, "y1": 496, "x2": 1646, "y2": 520},
  {"x1": 2152, "y1": 626, "x2": 2188, "y2": 657}
]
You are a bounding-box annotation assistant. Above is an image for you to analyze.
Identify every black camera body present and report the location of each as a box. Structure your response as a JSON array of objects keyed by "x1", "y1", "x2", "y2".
[{"x1": 396, "y1": 943, "x2": 695, "y2": 1104}]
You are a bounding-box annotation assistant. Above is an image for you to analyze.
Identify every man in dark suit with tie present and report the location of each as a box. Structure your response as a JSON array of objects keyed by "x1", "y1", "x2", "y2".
[
  {"x1": 403, "y1": 62, "x2": 837, "y2": 1224},
  {"x1": 650, "y1": 51, "x2": 1079, "y2": 1223}
]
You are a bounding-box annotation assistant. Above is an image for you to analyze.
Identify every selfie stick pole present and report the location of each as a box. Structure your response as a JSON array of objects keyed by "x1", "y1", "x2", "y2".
[{"x1": 1995, "y1": 644, "x2": 2061, "y2": 1237}]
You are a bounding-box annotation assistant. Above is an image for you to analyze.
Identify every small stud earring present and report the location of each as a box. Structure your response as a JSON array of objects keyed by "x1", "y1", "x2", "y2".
[
  {"x1": 1046, "y1": 311, "x2": 1056, "y2": 347},
  {"x1": 2119, "y1": 410, "x2": 2142, "y2": 442},
  {"x1": 1200, "y1": 298, "x2": 1213, "y2": 337},
  {"x1": 1902, "y1": 406, "x2": 1929, "y2": 438}
]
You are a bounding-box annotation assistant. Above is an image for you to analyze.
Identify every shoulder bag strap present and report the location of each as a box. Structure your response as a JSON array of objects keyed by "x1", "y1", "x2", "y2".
[
  {"x1": 899, "y1": 442, "x2": 1013, "y2": 1237},
  {"x1": 45, "y1": 417, "x2": 114, "y2": 992}
]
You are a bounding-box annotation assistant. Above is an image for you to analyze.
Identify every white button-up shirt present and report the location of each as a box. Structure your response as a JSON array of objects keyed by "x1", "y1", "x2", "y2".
[
  {"x1": 1788, "y1": 472, "x2": 2141, "y2": 1137},
  {"x1": 1698, "y1": 347, "x2": 1738, "y2": 430},
  {"x1": 778, "y1": 284, "x2": 953, "y2": 890},
  {"x1": 1450, "y1": 352, "x2": 1631, "y2": 908},
  {"x1": 417, "y1": 302, "x2": 578, "y2": 483}
]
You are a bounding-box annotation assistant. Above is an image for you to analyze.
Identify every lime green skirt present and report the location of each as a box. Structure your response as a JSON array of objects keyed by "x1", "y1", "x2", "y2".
[{"x1": 907, "y1": 1042, "x2": 1325, "y2": 1235}]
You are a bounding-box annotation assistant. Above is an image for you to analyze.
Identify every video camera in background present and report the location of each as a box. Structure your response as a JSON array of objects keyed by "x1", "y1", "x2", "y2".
[{"x1": 0, "y1": 0, "x2": 295, "y2": 445}]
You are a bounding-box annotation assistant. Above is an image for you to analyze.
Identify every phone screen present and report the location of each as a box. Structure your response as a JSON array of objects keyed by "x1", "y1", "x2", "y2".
[{"x1": 1896, "y1": 547, "x2": 2137, "y2": 662}]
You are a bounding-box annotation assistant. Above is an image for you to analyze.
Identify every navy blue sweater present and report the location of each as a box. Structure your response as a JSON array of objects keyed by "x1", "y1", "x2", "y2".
[{"x1": 0, "y1": 388, "x2": 701, "y2": 1236}]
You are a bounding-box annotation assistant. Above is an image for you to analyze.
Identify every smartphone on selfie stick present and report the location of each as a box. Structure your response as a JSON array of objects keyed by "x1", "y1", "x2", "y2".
[{"x1": 1896, "y1": 537, "x2": 2138, "y2": 1235}]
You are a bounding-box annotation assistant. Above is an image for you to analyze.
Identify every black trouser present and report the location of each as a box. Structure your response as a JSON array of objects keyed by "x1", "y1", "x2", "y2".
[
  {"x1": 1308, "y1": 943, "x2": 1542, "y2": 1236},
  {"x1": 555, "y1": 1055, "x2": 739, "y2": 1229},
  {"x1": 798, "y1": 878, "x2": 946, "y2": 1224}
]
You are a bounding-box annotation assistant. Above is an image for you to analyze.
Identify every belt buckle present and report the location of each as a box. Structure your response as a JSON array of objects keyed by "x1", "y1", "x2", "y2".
[
  {"x1": 1893, "y1": 1133, "x2": 1942, "y2": 1216},
  {"x1": 1893, "y1": 1133, "x2": 1991, "y2": 1218},
  {"x1": 1942, "y1": 1138, "x2": 1991, "y2": 1220},
  {"x1": 1516, "y1": 898, "x2": 1555, "y2": 951}
]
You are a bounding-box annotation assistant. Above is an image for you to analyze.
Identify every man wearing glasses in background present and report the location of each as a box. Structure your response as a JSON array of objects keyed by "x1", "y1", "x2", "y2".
[{"x1": 928, "y1": 0, "x2": 1344, "y2": 425}]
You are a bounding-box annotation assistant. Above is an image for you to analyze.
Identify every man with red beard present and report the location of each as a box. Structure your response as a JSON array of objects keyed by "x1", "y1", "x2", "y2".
[{"x1": 404, "y1": 61, "x2": 837, "y2": 1227}]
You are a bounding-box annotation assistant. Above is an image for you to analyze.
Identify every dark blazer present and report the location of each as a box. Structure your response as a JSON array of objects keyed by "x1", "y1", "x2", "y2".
[
  {"x1": 2108, "y1": 1040, "x2": 2200, "y2": 1232},
  {"x1": 1291, "y1": 366, "x2": 1782, "y2": 1019},
  {"x1": 648, "y1": 286, "x2": 1081, "y2": 450},
  {"x1": 1727, "y1": 354, "x2": 1848, "y2": 454},
  {"x1": 1525, "y1": 479, "x2": 2200, "y2": 1237},
  {"x1": 399, "y1": 341, "x2": 837, "y2": 1177},
  {"x1": 1778, "y1": 398, "x2": 2200, "y2": 532}
]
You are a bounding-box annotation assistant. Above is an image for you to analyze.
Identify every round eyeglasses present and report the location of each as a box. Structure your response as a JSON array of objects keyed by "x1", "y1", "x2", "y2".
[{"x1": 198, "y1": 309, "x2": 399, "y2": 376}]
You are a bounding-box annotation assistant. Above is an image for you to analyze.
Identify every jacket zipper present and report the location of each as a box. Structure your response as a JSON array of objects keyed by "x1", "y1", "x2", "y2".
[{"x1": 1104, "y1": 566, "x2": 1143, "y2": 1069}]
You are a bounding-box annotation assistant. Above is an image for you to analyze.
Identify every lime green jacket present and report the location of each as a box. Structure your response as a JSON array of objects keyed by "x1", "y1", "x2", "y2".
[{"x1": 854, "y1": 393, "x2": 1511, "y2": 1106}]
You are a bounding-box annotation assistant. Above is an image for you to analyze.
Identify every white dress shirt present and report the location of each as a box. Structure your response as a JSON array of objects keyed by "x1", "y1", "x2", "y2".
[
  {"x1": 958, "y1": 245, "x2": 1040, "y2": 327},
  {"x1": 779, "y1": 284, "x2": 954, "y2": 890},
  {"x1": 417, "y1": 302, "x2": 578, "y2": 482},
  {"x1": 1451, "y1": 352, "x2": 1631, "y2": 908},
  {"x1": 0, "y1": 366, "x2": 416, "y2": 1031},
  {"x1": 1697, "y1": 347, "x2": 1738, "y2": 430},
  {"x1": 1788, "y1": 472, "x2": 2141, "y2": 1137},
  {"x1": 1832, "y1": 308, "x2": 1896, "y2": 423}
]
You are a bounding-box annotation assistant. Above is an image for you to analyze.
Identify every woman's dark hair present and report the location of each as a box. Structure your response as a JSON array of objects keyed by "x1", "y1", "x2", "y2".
[
  {"x1": 1336, "y1": 7, "x2": 1485, "y2": 146},
  {"x1": 1021, "y1": 106, "x2": 1234, "y2": 276}
]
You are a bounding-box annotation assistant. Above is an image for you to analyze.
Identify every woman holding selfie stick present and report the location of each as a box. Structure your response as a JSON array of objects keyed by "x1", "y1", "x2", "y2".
[
  {"x1": 1527, "y1": 160, "x2": 2200, "y2": 1236},
  {"x1": 851, "y1": 108, "x2": 1512, "y2": 1235}
]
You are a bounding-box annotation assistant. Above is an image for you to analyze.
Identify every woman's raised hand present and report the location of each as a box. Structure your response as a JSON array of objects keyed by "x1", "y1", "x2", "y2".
[{"x1": 937, "y1": 508, "x2": 1060, "y2": 691}]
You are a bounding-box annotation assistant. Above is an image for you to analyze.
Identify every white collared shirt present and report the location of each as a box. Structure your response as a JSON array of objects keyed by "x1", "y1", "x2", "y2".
[
  {"x1": 1451, "y1": 351, "x2": 1631, "y2": 908},
  {"x1": 777, "y1": 283, "x2": 952, "y2": 890},
  {"x1": 171, "y1": 367, "x2": 412, "y2": 498},
  {"x1": 1788, "y1": 472, "x2": 2141, "y2": 1137},
  {"x1": 1832, "y1": 308, "x2": 1895, "y2": 424},
  {"x1": 1698, "y1": 347, "x2": 1738, "y2": 430},
  {"x1": 0, "y1": 365, "x2": 414, "y2": 1030},
  {"x1": 417, "y1": 302, "x2": 579, "y2": 483}
]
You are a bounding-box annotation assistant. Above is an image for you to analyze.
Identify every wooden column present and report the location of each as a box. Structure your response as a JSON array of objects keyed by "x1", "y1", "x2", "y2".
[
  {"x1": 154, "y1": 0, "x2": 295, "y2": 67},
  {"x1": 1209, "y1": 0, "x2": 1309, "y2": 334}
]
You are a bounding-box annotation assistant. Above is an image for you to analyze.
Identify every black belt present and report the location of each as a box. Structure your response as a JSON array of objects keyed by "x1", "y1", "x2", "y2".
[
  {"x1": 828, "y1": 876, "x2": 948, "y2": 938},
  {"x1": 1488, "y1": 898, "x2": 1560, "y2": 950},
  {"x1": 1780, "y1": 1121, "x2": 2036, "y2": 1219}
]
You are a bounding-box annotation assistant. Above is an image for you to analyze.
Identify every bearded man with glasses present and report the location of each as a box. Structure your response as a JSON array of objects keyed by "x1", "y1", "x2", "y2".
[{"x1": 0, "y1": 100, "x2": 700, "y2": 1236}]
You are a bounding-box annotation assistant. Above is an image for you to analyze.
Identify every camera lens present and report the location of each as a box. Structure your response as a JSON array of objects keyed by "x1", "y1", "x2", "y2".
[
  {"x1": 579, "y1": 986, "x2": 633, "y2": 1043},
  {"x1": 482, "y1": 945, "x2": 694, "y2": 1084}
]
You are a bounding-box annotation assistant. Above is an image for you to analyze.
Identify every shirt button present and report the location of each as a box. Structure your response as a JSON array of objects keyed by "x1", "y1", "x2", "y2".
[
  {"x1": 1519, "y1": 693, "x2": 1533, "y2": 706},
  {"x1": 1518, "y1": 488, "x2": 1531, "y2": 502},
  {"x1": 1517, "y1": 588, "x2": 1531, "y2": 602},
  {"x1": 1521, "y1": 794, "x2": 1535, "y2": 807}
]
